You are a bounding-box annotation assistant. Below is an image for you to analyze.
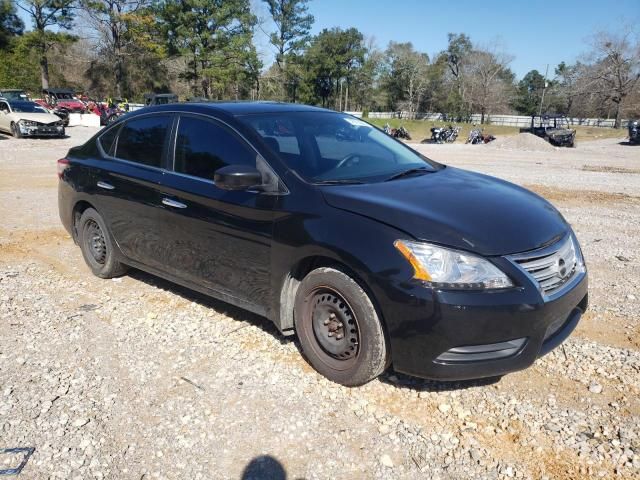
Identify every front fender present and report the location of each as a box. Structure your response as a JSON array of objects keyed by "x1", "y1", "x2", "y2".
[{"x1": 269, "y1": 197, "x2": 414, "y2": 333}]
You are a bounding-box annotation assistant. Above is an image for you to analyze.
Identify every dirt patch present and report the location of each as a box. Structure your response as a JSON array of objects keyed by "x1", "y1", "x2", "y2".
[
  {"x1": 524, "y1": 184, "x2": 640, "y2": 205},
  {"x1": 582, "y1": 165, "x2": 640, "y2": 174},
  {"x1": 576, "y1": 310, "x2": 640, "y2": 350},
  {"x1": 486, "y1": 133, "x2": 556, "y2": 152}
]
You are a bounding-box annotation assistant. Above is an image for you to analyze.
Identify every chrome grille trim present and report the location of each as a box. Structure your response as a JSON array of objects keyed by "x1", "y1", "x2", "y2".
[{"x1": 509, "y1": 235, "x2": 583, "y2": 298}]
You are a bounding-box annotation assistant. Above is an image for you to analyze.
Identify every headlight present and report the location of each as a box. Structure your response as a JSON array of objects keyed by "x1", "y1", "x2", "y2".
[
  {"x1": 19, "y1": 120, "x2": 39, "y2": 127},
  {"x1": 394, "y1": 240, "x2": 513, "y2": 290}
]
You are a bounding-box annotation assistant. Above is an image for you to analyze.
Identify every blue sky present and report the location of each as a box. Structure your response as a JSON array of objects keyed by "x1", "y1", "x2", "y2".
[
  {"x1": 254, "y1": 0, "x2": 639, "y2": 80},
  {"x1": 16, "y1": 0, "x2": 639, "y2": 80}
]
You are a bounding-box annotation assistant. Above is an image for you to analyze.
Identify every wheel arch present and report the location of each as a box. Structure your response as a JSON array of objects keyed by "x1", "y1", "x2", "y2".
[
  {"x1": 71, "y1": 200, "x2": 98, "y2": 243},
  {"x1": 277, "y1": 254, "x2": 387, "y2": 340}
]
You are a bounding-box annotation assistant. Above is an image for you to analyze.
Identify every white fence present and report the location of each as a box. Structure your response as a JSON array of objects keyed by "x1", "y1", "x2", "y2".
[{"x1": 357, "y1": 111, "x2": 630, "y2": 128}]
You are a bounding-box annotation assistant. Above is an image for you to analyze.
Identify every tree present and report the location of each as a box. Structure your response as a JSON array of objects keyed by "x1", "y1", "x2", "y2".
[
  {"x1": 550, "y1": 61, "x2": 582, "y2": 115},
  {"x1": 0, "y1": 0, "x2": 24, "y2": 49},
  {"x1": 262, "y1": 0, "x2": 313, "y2": 71},
  {"x1": 16, "y1": 0, "x2": 76, "y2": 89},
  {"x1": 80, "y1": 0, "x2": 162, "y2": 98},
  {"x1": 302, "y1": 27, "x2": 365, "y2": 109},
  {"x1": 262, "y1": 0, "x2": 314, "y2": 101},
  {"x1": 444, "y1": 32, "x2": 473, "y2": 116},
  {"x1": 512, "y1": 69, "x2": 545, "y2": 115},
  {"x1": 383, "y1": 42, "x2": 429, "y2": 118},
  {"x1": 582, "y1": 30, "x2": 640, "y2": 128},
  {"x1": 157, "y1": 0, "x2": 256, "y2": 98},
  {"x1": 466, "y1": 47, "x2": 514, "y2": 123}
]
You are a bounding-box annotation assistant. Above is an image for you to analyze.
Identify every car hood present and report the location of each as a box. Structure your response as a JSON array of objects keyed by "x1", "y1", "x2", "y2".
[
  {"x1": 10, "y1": 112, "x2": 61, "y2": 124},
  {"x1": 320, "y1": 167, "x2": 568, "y2": 256},
  {"x1": 548, "y1": 128, "x2": 575, "y2": 137}
]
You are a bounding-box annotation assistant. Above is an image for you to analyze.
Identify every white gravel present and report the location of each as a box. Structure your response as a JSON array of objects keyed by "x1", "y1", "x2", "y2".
[{"x1": 0, "y1": 127, "x2": 638, "y2": 479}]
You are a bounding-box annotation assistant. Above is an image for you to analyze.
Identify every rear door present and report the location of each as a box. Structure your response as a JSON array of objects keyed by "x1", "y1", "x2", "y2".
[
  {"x1": 93, "y1": 113, "x2": 174, "y2": 271},
  {"x1": 156, "y1": 114, "x2": 277, "y2": 312}
]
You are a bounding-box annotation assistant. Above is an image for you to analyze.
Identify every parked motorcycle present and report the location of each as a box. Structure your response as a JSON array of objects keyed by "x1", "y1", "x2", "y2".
[
  {"x1": 430, "y1": 125, "x2": 460, "y2": 143},
  {"x1": 391, "y1": 125, "x2": 411, "y2": 140},
  {"x1": 467, "y1": 127, "x2": 496, "y2": 144}
]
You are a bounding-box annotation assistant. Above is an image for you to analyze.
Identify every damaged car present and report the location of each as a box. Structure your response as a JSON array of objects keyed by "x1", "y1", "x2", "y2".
[{"x1": 0, "y1": 99, "x2": 65, "y2": 138}]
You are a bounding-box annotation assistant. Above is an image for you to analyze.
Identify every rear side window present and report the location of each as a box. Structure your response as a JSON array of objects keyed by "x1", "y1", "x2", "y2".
[
  {"x1": 115, "y1": 115, "x2": 172, "y2": 168},
  {"x1": 98, "y1": 125, "x2": 119, "y2": 155},
  {"x1": 174, "y1": 116, "x2": 255, "y2": 180}
]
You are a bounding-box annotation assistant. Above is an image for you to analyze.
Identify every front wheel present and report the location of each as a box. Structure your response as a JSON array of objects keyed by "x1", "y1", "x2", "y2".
[
  {"x1": 10, "y1": 122, "x2": 22, "y2": 138},
  {"x1": 294, "y1": 267, "x2": 389, "y2": 386},
  {"x1": 78, "y1": 208, "x2": 128, "y2": 278}
]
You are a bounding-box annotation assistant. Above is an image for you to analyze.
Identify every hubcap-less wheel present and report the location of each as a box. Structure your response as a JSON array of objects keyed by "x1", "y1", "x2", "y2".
[
  {"x1": 85, "y1": 219, "x2": 107, "y2": 264},
  {"x1": 303, "y1": 287, "x2": 360, "y2": 369}
]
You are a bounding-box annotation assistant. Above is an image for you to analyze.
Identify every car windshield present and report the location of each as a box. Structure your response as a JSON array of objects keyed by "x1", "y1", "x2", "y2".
[
  {"x1": 10, "y1": 102, "x2": 49, "y2": 113},
  {"x1": 238, "y1": 111, "x2": 439, "y2": 183},
  {"x1": 1, "y1": 91, "x2": 28, "y2": 101}
]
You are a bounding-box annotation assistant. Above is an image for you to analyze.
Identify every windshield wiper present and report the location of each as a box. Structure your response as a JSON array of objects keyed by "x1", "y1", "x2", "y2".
[
  {"x1": 384, "y1": 167, "x2": 432, "y2": 182},
  {"x1": 314, "y1": 179, "x2": 365, "y2": 185}
]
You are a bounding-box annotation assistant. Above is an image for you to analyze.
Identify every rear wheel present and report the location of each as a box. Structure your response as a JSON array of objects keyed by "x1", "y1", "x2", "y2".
[
  {"x1": 78, "y1": 208, "x2": 127, "y2": 278},
  {"x1": 294, "y1": 267, "x2": 388, "y2": 386}
]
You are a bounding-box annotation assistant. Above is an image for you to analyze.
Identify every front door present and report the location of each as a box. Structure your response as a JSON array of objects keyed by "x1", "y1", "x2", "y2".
[{"x1": 157, "y1": 114, "x2": 276, "y2": 312}]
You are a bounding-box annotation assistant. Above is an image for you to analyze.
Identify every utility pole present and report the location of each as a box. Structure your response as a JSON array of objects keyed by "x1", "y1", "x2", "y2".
[{"x1": 538, "y1": 64, "x2": 549, "y2": 116}]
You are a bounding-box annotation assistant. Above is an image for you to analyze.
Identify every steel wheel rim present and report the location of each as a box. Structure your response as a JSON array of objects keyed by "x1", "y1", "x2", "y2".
[
  {"x1": 302, "y1": 286, "x2": 360, "y2": 370},
  {"x1": 85, "y1": 219, "x2": 107, "y2": 265}
]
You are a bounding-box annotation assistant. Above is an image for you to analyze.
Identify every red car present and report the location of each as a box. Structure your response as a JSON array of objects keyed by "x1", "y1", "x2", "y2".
[{"x1": 41, "y1": 88, "x2": 86, "y2": 113}]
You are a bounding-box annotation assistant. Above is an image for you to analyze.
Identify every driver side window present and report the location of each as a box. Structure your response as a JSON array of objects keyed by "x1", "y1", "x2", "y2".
[
  {"x1": 174, "y1": 116, "x2": 256, "y2": 181},
  {"x1": 0, "y1": 102, "x2": 9, "y2": 113}
]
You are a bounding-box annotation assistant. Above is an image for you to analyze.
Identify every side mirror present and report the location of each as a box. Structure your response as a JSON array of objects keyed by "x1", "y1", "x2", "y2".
[{"x1": 214, "y1": 165, "x2": 262, "y2": 191}]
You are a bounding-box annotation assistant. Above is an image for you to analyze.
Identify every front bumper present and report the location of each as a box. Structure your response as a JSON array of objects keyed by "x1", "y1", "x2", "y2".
[
  {"x1": 381, "y1": 261, "x2": 588, "y2": 381},
  {"x1": 18, "y1": 123, "x2": 65, "y2": 137}
]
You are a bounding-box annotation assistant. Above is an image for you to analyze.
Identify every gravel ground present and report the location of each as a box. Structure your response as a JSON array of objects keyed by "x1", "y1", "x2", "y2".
[{"x1": 0, "y1": 128, "x2": 639, "y2": 479}]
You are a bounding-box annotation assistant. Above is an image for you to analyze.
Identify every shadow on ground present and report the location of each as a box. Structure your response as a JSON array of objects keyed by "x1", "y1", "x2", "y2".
[
  {"x1": 241, "y1": 455, "x2": 288, "y2": 480},
  {"x1": 126, "y1": 268, "x2": 502, "y2": 393}
]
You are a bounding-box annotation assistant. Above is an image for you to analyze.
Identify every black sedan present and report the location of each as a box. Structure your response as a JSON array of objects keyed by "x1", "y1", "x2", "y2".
[{"x1": 58, "y1": 102, "x2": 588, "y2": 386}]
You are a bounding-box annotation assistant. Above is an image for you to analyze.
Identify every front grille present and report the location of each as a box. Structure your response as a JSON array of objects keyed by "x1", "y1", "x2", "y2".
[{"x1": 511, "y1": 235, "x2": 580, "y2": 296}]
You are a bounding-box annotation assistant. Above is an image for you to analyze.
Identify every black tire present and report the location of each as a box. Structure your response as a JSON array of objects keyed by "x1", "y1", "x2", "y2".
[
  {"x1": 107, "y1": 114, "x2": 118, "y2": 125},
  {"x1": 10, "y1": 122, "x2": 22, "y2": 139},
  {"x1": 294, "y1": 267, "x2": 389, "y2": 386},
  {"x1": 77, "y1": 208, "x2": 128, "y2": 278}
]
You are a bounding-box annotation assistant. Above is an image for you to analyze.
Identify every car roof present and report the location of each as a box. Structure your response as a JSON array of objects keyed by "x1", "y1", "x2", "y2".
[
  {"x1": 7, "y1": 100, "x2": 41, "y2": 107},
  {"x1": 135, "y1": 101, "x2": 333, "y2": 116},
  {"x1": 0, "y1": 88, "x2": 25, "y2": 92}
]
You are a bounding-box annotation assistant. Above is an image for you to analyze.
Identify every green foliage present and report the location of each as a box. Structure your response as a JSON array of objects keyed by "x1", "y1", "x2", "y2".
[
  {"x1": 301, "y1": 27, "x2": 365, "y2": 106},
  {"x1": 262, "y1": 0, "x2": 313, "y2": 66},
  {"x1": 0, "y1": 0, "x2": 23, "y2": 49},
  {"x1": 512, "y1": 69, "x2": 545, "y2": 115},
  {"x1": 156, "y1": 0, "x2": 257, "y2": 98},
  {"x1": 0, "y1": 30, "x2": 73, "y2": 92}
]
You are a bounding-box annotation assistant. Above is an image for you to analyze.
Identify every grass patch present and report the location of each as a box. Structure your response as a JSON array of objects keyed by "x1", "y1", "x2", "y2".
[{"x1": 573, "y1": 126, "x2": 627, "y2": 141}]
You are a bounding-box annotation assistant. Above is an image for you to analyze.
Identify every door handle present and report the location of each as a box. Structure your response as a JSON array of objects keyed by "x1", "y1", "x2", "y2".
[
  {"x1": 162, "y1": 198, "x2": 187, "y2": 209},
  {"x1": 97, "y1": 181, "x2": 114, "y2": 190}
]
